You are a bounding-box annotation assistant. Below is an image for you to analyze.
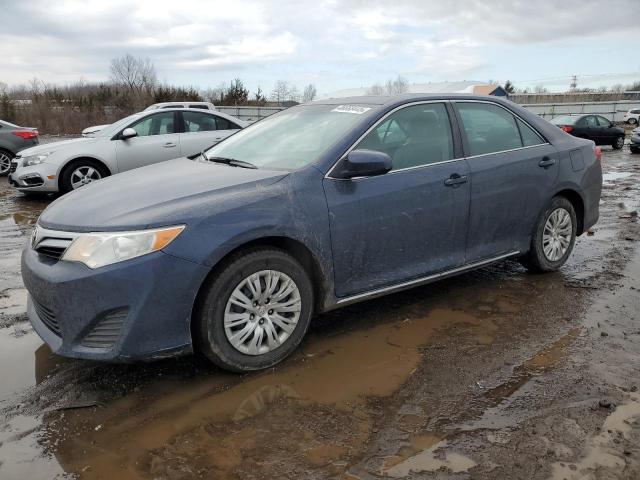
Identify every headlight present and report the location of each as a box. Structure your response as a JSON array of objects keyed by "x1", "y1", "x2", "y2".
[
  {"x1": 22, "y1": 152, "x2": 54, "y2": 166},
  {"x1": 62, "y1": 225, "x2": 185, "y2": 269}
]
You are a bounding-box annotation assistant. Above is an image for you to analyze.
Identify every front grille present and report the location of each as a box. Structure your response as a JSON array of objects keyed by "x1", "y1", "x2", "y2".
[
  {"x1": 33, "y1": 235, "x2": 73, "y2": 261},
  {"x1": 10, "y1": 161, "x2": 18, "y2": 173},
  {"x1": 82, "y1": 309, "x2": 128, "y2": 349},
  {"x1": 33, "y1": 299, "x2": 61, "y2": 336},
  {"x1": 35, "y1": 245, "x2": 67, "y2": 260}
]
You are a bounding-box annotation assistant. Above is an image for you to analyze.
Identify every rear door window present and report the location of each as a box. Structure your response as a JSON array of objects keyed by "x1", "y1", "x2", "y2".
[
  {"x1": 214, "y1": 116, "x2": 240, "y2": 130},
  {"x1": 355, "y1": 103, "x2": 454, "y2": 170},
  {"x1": 584, "y1": 116, "x2": 598, "y2": 128},
  {"x1": 596, "y1": 116, "x2": 611, "y2": 127},
  {"x1": 183, "y1": 111, "x2": 218, "y2": 132},
  {"x1": 456, "y1": 102, "x2": 523, "y2": 156}
]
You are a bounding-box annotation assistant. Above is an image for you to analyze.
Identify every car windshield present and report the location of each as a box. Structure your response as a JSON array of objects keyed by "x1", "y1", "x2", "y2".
[
  {"x1": 204, "y1": 104, "x2": 373, "y2": 170},
  {"x1": 550, "y1": 115, "x2": 579, "y2": 125},
  {"x1": 94, "y1": 113, "x2": 144, "y2": 137}
]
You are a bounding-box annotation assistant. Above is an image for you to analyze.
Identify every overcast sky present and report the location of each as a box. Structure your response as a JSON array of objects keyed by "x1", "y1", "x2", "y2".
[{"x1": 1, "y1": 0, "x2": 639, "y2": 94}]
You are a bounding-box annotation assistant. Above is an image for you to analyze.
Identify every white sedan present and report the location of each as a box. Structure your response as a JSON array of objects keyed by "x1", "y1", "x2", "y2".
[{"x1": 9, "y1": 108, "x2": 247, "y2": 194}]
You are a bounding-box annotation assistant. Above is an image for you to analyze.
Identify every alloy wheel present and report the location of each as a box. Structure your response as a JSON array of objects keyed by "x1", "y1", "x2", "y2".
[
  {"x1": 70, "y1": 166, "x2": 102, "y2": 189},
  {"x1": 615, "y1": 137, "x2": 624, "y2": 149},
  {"x1": 542, "y1": 208, "x2": 572, "y2": 262},
  {"x1": 224, "y1": 269, "x2": 302, "y2": 356},
  {"x1": 0, "y1": 152, "x2": 12, "y2": 175}
]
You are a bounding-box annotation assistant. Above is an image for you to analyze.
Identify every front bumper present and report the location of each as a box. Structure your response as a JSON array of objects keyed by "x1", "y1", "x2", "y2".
[
  {"x1": 9, "y1": 161, "x2": 59, "y2": 192},
  {"x1": 22, "y1": 246, "x2": 210, "y2": 361}
]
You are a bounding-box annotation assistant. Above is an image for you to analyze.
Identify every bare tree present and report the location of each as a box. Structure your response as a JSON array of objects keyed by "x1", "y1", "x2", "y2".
[
  {"x1": 385, "y1": 76, "x2": 408, "y2": 95},
  {"x1": 302, "y1": 84, "x2": 317, "y2": 102},
  {"x1": 270, "y1": 80, "x2": 291, "y2": 105},
  {"x1": 109, "y1": 54, "x2": 157, "y2": 94},
  {"x1": 367, "y1": 76, "x2": 408, "y2": 96},
  {"x1": 534, "y1": 84, "x2": 549, "y2": 94},
  {"x1": 367, "y1": 83, "x2": 385, "y2": 96}
]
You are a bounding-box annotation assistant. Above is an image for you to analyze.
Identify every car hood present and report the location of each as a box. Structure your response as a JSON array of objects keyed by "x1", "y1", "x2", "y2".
[
  {"x1": 19, "y1": 137, "x2": 98, "y2": 156},
  {"x1": 38, "y1": 158, "x2": 289, "y2": 231}
]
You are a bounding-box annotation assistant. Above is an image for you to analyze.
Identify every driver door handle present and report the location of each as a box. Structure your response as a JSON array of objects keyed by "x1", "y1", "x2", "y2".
[
  {"x1": 444, "y1": 173, "x2": 468, "y2": 187},
  {"x1": 163, "y1": 142, "x2": 177, "y2": 148},
  {"x1": 538, "y1": 157, "x2": 556, "y2": 168}
]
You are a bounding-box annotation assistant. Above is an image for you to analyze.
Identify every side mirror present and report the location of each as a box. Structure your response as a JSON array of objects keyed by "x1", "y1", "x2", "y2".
[
  {"x1": 332, "y1": 149, "x2": 392, "y2": 179},
  {"x1": 610, "y1": 121, "x2": 615, "y2": 128},
  {"x1": 121, "y1": 128, "x2": 138, "y2": 140}
]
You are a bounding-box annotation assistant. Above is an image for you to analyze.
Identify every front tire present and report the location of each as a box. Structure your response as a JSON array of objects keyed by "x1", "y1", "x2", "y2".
[
  {"x1": 0, "y1": 149, "x2": 14, "y2": 176},
  {"x1": 521, "y1": 196, "x2": 577, "y2": 273},
  {"x1": 59, "y1": 159, "x2": 108, "y2": 193},
  {"x1": 612, "y1": 136, "x2": 625, "y2": 150},
  {"x1": 194, "y1": 248, "x2": 314, "y2": 372}
]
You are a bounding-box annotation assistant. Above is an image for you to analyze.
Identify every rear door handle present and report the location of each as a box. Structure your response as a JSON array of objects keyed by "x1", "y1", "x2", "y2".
[
  {"x1": 163, "y1": 142, "x2": 177, "y2": 148},
  {"x1": 444, "y1": 174, "x2": 468, "y2": 187},
  {"x1": 538, "y1": 157, "x2": 556, "y2": 168}
]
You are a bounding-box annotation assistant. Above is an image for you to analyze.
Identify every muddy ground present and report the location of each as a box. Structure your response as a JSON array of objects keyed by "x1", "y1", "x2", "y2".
[{"x1": 0, "y1": 147, "x2": 639, "y2": 480}]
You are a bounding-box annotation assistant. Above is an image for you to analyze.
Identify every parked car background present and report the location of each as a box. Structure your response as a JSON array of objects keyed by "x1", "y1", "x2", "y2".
[
  {"x1": 0, "y1": 119, "x2": 39, "y2": 175},
  {"x1": 623, "y1": 108, "x2": 640, "y2": 125},
  {"x1": 80, "y1": 102, "x2": 219, "y2": 137},
  {"x1": 9, "y1": 108, "x2": 247, "y2": 193},
  {"x1": 550, "y1": 114, "x2": 626, "y2": 149},
  {"x1": 22, "y1": 95, "x2": 602, "y2": 372},
  {"x1": 630, "y1": 127, "x2": 640, "y2": 153}
]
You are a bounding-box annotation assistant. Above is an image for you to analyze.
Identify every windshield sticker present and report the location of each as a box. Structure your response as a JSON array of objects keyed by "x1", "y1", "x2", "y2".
[{"x1": 331, "y1": 105, "x2": 372, "y2": 114}]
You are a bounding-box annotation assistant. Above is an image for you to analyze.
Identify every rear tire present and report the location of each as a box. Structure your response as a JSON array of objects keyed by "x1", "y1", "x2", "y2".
[
  {"x1": 521, "y1": 196, "x2": 577, "y2": 273},
  {"x1": 629, "y1": 118, "x2": 638, "y2": 125},
  {"x1": 194, "y1": 248, "x2": 314, "y2": 372},
  {"x1": 0, "y1": 149, "x2": 14, "y2": 176},
  {"x1": 612, "y1": 136, "x2": 625, "y2": 150},
  {"x1": 59, "y1": 159, "x2": 108, "y2": 193},
  {"x1": 631, "y1": 146, "x2": 640, "y2": 154}
]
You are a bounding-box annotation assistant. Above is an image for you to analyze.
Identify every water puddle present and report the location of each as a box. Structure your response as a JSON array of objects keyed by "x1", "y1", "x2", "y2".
[
  {"x1": 602, "y1": 171, "x2": 633, "y2": 182},
  {"x1": 550, "y1": 393, "x2": 640, "y2": 479},
  {"x1": 0, "y1": 288, "x2": 28, "y2": 318},
  {"x1": 383, "y1": 436, "x2": 476, "y2": 477},
  {"x1": 0, "y1": 326, "x2": 49, "y2": 403},
  {"x1": 0, "y1": 308, "x2": 488, "y2": 479},
  {"x1": 461, "y1": 329, "x2": 579, "y2": 431}
]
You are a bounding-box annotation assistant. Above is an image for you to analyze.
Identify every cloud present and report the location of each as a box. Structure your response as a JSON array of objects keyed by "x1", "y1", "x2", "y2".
[{"x1": 0, "y1": 0, "x2": 638, "y2": 90}]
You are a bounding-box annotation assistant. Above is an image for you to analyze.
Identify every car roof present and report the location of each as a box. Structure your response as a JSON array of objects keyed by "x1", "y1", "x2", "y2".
[{"x1": 311, "y1": 93, "x2": 514, "y2": 107}]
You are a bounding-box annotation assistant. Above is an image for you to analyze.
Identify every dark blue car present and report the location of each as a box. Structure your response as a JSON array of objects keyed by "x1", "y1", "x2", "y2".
[{"x1": 22, "y1": 94, "x2": 602, "y2": 371}]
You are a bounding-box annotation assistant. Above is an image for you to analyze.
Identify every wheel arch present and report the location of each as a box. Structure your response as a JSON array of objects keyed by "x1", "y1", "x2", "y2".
[
  {"x1": 554, "y1": 188, "x2": 585, "y2": 235},
  {"x1": 57, "y1": 156, "x2": 112, "y2": 190},
  {"x1": 191, "y1": 235, "x2": 329, "y2": 336},
  {"x1": 0, "y1": 146, "x2": 15, "y2": 156}
]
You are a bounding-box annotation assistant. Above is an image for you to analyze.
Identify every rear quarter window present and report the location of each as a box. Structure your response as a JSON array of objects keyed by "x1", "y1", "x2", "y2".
[{"x1": 516, "y1": 118, "x2": 545, "y2": 147}]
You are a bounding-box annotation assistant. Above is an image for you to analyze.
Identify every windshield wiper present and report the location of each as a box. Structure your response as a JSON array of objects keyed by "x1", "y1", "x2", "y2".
[{"x1": 208, "y1": 156, "x2": 258, "y2": 169}]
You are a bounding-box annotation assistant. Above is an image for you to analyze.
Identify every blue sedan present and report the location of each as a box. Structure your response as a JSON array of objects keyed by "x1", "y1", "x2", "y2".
[{"x1": 22, "y1": 94, "x2": 602, "y2": 371}]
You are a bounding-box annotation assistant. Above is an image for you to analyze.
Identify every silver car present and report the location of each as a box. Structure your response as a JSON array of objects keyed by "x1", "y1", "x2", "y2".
[{"x1": 9, "y1": 108, "x2": 247, "y2": 193}]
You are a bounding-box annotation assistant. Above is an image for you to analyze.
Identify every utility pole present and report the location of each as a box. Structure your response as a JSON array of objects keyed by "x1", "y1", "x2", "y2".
[{"x1": 570, "y1": 75, "x2": 578, "y2": 92}]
